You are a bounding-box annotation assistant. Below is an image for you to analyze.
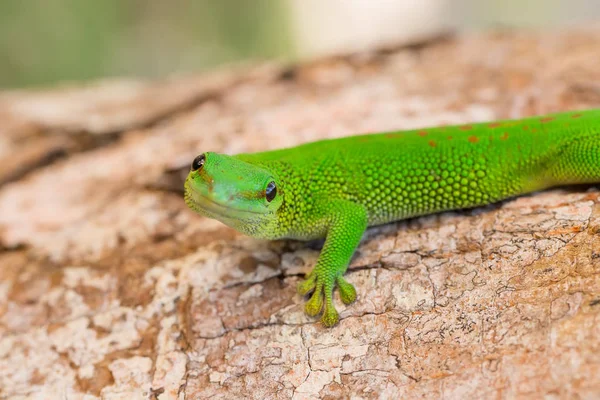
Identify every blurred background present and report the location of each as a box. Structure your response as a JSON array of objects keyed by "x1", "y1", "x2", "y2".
[{"x1": 1, "y1": 0, "x2": 599, "y2": 89}]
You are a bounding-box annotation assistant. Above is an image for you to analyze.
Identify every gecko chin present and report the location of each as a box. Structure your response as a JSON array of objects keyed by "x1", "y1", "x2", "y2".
[
  {"x1": 184, "y1": 179, "x2": 262, "y2": 216},
  {"x1": 184, "y1": 178, "x2": 280, "y2": 238}
]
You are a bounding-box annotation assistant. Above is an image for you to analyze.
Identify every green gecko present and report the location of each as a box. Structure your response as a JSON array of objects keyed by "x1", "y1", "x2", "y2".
[{"x1": 184, "y1": 109, "x2": 600, "y2": 327}]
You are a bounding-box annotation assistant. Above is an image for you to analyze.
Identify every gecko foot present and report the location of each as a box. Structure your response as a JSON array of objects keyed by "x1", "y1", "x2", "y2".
[{"x1": 297, "y1": 272, "x2": 357, "y2": 327}]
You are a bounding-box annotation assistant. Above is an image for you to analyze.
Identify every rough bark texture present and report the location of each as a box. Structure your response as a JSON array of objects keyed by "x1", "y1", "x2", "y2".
[{"x1": 1, "y1": 30, "x2": 600, "y2": 400}]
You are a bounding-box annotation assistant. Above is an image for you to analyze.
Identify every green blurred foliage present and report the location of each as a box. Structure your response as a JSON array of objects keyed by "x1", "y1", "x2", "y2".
[
  {"x1": 0, "y1": 0, "x2": 292, "y2": 88},
  {"x1": 1, "y1": 0, "x2": 598, "y2": 88}
]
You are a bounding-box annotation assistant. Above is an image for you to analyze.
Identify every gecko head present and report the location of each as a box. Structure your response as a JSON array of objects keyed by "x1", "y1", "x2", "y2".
[{"x1": 184, "y1": 152, "x2": 283, "y2": 238}]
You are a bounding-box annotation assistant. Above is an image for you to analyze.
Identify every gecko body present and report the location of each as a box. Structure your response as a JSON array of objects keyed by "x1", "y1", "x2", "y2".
[{"x1": 184, "y1": 110, "x2": 600, "y2": 326}]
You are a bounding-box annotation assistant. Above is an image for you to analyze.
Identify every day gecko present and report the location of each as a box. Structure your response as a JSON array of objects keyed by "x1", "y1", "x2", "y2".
[{"x1": 184, "y1": 110, "x2": 600, "y2": 327}]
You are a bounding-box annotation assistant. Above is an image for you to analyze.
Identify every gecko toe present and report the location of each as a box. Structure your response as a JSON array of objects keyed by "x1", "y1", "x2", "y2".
[
  {"x1": 304, "y1": 282, "x2": 324, "y2": 316},
  {"x1": 321, "y1": 300, "x2": 340, "y2": 327},
  {"x1": 336, "y1": 275, "x2": 357, "y2": 305},
  {"x1": 297, "y1": 273, "x2": 317, "y2": 296}
]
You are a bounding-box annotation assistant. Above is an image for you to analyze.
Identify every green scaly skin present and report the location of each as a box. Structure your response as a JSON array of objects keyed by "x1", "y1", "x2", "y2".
[{"x1": 184, "y1": 109, "x2": 600, "y2": 327}]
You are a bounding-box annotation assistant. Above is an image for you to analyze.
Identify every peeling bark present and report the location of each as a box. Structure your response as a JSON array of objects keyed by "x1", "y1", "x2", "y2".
[{"x1": 1, "y1": 30, "x2": 600, "y2": 399}]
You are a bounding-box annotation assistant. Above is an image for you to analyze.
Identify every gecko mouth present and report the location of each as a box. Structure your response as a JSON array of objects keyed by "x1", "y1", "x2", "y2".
[{"x1": 184, "y1": 181, "x2": 266, "y2": 219}]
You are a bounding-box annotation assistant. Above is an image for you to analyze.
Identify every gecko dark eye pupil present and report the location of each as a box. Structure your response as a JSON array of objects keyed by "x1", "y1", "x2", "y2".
[
  {"x1": 265, "y1": 181, "x2": 277, "y2": 202},
  {"x1": 191, "y1": 154, "x2": 205, "y2": 171}
]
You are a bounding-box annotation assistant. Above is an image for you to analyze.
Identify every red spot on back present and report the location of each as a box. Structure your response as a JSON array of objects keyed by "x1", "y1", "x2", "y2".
[
  {"x1": 418, "y1": 130, "x2": 428, "y2": 137},
  {"x1": 468, "y1": 136, "x2": 479, "y2": 143},
  {"x1": 447, "y1": 136, "x2": 453, "y2": 140},
  {"x1": 428, "y1": 140, "x2": 437, "y2": 147},
  {"x1": 489, "y1": 135, "x2": 494, "y2": 141},
  {"x1": 460, "y1": 125, "x2": 473, "y2": 131},
  {"x1": 488, "y1": 122, "x2": 502, "y2": 128},
  {"x1": 540, "y1": 117, "x2": 555, "y2": 123},
  {"x1": 384, "y1": 133, "x2": 396, "y2": 139},
  {"x1": 522, "y1": 125, "x2": 529, "y2": 130},
  {"x1": 500, "y1": 132, "x2": 509, "y2": 140},
  {"x1": 571, "y1": 113, "x2": 583, "y2": 118},
  {"x1": 531, "y1": 128, "x2": 538, "y2": 133},
  {"x1": 359, "y1": 137, "x2": 370, "y2": 143}
]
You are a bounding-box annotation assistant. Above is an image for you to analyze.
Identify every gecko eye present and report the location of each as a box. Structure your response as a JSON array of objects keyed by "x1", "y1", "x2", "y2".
[
  {"x1": 191, "y1": 154, "x2": 205, "y2": 171},
  {"x1": 265, "y1": 181, "x2": 277, "y2": 202}
]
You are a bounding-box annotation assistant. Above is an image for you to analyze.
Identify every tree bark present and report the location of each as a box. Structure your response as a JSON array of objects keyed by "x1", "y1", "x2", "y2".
[{"x1": 1, "y1": 30, "x2": 599, "y2": 399}]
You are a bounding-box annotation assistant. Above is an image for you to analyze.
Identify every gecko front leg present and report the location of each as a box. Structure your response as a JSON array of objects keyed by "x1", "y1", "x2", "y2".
[{"x1": 297, "y1": 200, "x2": 368, "y2": 327}]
